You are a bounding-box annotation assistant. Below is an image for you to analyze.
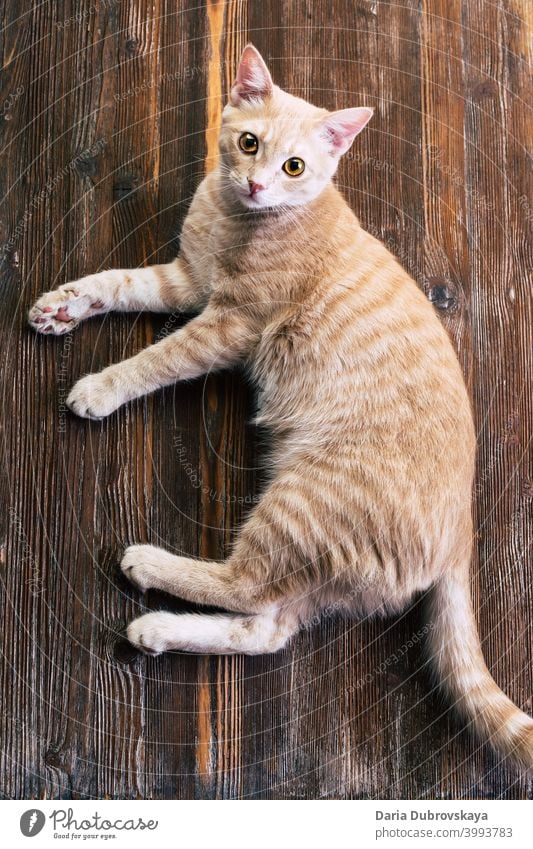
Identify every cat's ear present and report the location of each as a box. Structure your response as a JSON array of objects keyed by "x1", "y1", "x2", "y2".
[
  {"x1": 230, "y1": 44, "x2": 273, "y2": 105},
  {"x1": 319, "y1": 107, "x2": 374, "y2": 155}
]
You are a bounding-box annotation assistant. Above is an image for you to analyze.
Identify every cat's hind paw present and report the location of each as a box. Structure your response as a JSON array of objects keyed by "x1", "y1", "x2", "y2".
[
  {"x1": 28, "y1": 285, "x2": 105, "y2": 335},
  {"x1": 127, "y1": 612, "x2": 181, "y2": 655}
]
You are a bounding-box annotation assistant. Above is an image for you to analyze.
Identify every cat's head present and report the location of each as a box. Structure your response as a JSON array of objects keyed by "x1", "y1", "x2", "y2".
[{"x1": 219, "y1": 44, "x2": 373, "y2": 211}]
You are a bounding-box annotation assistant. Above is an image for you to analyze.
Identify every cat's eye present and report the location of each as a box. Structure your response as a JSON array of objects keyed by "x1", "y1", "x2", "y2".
[
  {"x1": 239, "y1": 132, "x2": 259, "y2": 154},
  {"x1": 282, "y1": 157, "x2": 305, "y2": 176}
]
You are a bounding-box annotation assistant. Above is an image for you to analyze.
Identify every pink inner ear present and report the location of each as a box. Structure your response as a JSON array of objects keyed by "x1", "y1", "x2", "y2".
[
  {"x1": 322, "y1": 108, "x2": 374, "y2": 153},
  {"x1": 231, "y1": 45, "x2": 273, "y2": 103}
]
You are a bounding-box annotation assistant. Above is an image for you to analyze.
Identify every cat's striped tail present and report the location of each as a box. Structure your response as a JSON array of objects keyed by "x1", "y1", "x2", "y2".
[{"x1": 425, "y1": 570, "x2": 533, "y2": 769}]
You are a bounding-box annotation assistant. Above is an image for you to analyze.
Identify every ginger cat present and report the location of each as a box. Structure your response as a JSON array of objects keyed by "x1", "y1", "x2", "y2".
[{"x1": 29, "y1": 45, "x2": 532, "y2": 768}]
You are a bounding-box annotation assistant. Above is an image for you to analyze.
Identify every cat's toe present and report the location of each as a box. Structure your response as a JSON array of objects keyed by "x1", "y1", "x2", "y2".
[
  {"x1": 28, "y1": 302, "x2": 78, "y2": 335},
  {"x1": 28, "y1": 286, "x2": 105, "y2": 334},
  {"x1": 127, "y1": 612, "x2": 177, "y2": 655}
]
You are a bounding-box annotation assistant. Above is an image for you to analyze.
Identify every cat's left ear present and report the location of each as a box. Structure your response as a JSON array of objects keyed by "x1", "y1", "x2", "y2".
[
  {"x1": 319, "y1": 107, "x2": 374, "y2": 155},
  {"x1": 230, "y1": 44, "x2": 274, "y2": 105}
]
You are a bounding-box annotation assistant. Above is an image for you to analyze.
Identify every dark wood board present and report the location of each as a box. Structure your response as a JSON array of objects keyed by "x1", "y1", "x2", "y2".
[{"x1": 0, "y1": 0, "x2": 531, "y2": 799}]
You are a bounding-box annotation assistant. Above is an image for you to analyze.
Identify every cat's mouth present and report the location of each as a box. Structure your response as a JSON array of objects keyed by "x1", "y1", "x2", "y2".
[
  {"x1": 237, "y1": 188, "x2": 272, "y2": 209},
  {"x1": 224, "y1": 171, "x2": 274, "y2": 209}
]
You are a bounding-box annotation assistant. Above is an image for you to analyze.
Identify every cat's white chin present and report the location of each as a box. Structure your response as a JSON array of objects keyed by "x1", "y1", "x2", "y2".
[
  {"x1": 236, "y1": 191, "x2": 307, "y2": 211},
  {"x1": 237, "y1": 192, "x2": 273, "y2": 210}
]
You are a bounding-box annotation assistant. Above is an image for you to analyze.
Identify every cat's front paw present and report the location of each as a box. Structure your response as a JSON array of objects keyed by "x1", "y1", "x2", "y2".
[
  {"x1": 127, "y1": 612, "x2": 180, "y2": 655},
  {"x1": 66, "y1": 371, "x2": 123, "y2": 419},
  {"x1": 120, "y1": 544, "x2": 176, "y2": 591},
  {"x1": 28, "y1": 283, "x2": 105, "y2": 335}
]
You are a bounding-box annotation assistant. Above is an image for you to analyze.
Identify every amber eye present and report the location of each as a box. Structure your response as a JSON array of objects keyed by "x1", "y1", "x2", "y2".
[
  {"x1": 282, "y1": 157, "x2": 305, "y2": 176},
  {"x1": 239, "y1": 132, "x2": 259, "y2": 154}
]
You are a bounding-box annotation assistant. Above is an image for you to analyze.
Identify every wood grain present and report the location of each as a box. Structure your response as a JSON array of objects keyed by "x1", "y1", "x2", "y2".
[{"x1": 0, "y1": 0, "x2": 531, "y2": 799}]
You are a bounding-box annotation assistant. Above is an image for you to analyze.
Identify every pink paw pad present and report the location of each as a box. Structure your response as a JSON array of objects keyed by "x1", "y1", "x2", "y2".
[{"x1": 55, "y1": 307, "x2": 71, "y2": 322}]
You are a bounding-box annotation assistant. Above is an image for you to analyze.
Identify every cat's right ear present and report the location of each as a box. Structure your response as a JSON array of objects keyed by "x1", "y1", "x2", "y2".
[{"x1": 230, "y1": 44, "x2": 273, "y2": 105}]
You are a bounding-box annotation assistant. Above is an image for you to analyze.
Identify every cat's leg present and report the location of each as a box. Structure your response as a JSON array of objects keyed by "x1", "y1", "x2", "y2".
[
  {"x1": 121, "y1": 466, "x2": 343, "y2": 615},
  {"x1": 66, "y1": 305, "x2": 257, "y2": 419},
  {"x1": 28, "y1": 257, "x2": 206, "y2": 334},
  {"x1": 126, "y1": 609, "x2": 299, "y2": 656},
  {"x1": 120, "y1": 544, "x2": 262, "y2": 612}
]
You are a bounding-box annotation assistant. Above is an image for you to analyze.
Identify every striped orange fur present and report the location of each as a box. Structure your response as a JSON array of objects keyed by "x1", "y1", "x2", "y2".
[{"x1": 29, "y1": 45, "x2": 532, "y2": 768}]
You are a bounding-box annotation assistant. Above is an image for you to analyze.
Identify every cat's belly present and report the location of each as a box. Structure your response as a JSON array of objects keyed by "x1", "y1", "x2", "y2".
[
  {"x1": 251, "y1": 366, "x2": 333, "y2": 431},
  {"x1": 249, "y1": 303, "x2": 474, "y2": 526},
  {"x1": 249, "y1": 319, "x2": 360, "y2": 432}
]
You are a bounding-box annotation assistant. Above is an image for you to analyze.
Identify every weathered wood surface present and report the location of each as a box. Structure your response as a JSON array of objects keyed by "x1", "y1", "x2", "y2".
[{"x1": 0, "y1": 0, "x2": 531, "y2": 799}]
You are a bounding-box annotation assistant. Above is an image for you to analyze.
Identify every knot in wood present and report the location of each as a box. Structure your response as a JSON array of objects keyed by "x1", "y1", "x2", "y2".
[
  {"x1": 125, "y1": 36, "x2": 139, "y2": 55},
  {"x1": 112, "y1": 635, "x2": 140, "y2": 664},
  {"x1": 427, "y1": 278, "x2": 459, "y2": 312}
]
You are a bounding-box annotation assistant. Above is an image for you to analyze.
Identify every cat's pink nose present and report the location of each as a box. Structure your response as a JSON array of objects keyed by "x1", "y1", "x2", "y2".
[{"x1": 248, "y1": 179, "x2": 265, "y2": 196}]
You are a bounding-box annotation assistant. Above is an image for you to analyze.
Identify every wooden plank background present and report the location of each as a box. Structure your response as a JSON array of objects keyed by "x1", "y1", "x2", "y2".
[{"x1": 0, "y1": 0, "x2": 531, "y2": 799}]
